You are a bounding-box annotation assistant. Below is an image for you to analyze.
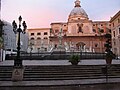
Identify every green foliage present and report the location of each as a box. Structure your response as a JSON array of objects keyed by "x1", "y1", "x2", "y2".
[
  {"x1": 105, "y1": 52, "x2": 115, "y2": 64},
  {"x1": 69, "y1": 55, "x2": 80, "y2": 65},
  {"x1": 0, "y1": 37, "x2": 3, "y2": 48},
  {"x1": 106, "y1": 52, "x2": 115, "y2": 59}
]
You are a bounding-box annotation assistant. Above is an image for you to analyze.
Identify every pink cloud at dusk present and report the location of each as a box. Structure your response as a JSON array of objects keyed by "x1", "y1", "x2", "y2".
[
  {"x1": 1, "y1": 0, "x2": 120, "y2": 28},
  {"x1": 23, "y1": 8, "x2": 68, "y2": 28}
]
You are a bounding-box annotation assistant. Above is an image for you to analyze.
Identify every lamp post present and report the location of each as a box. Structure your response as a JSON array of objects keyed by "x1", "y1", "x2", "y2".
[
  {"x1": 12, "y1": 16, "x2": 27, "y2": 67},
  {"x1": 12, "y1": 16, "x2": 27, "y2": 81}
]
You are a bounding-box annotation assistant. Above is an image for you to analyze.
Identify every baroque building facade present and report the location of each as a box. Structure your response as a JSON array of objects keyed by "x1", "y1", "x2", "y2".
[
  {"x1": 49, "y1": 0, "x2": 111, "y2": 53},
  {"x1": 27, "y1": 0, "x2": 111, "y2": 53},
  {"x1": 110, "y1": 11, "x2": 120, "y2": 57}
]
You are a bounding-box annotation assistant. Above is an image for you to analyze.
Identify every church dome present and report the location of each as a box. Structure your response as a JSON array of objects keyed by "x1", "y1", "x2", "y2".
[
  {"x1": 69, "y1": 0, "x2": 88, "y2": 19},
  {"x1": 69, "y1": 7, "x2": 88, "y2": 18}
]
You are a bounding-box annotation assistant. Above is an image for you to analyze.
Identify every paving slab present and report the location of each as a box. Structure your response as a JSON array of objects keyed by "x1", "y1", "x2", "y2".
[
  {"x1": 0, "y1": 78, "x2": 120, "y2": 87},
  {"x1": 0, "y1": 59, "x2": 120, "y2": 66}
]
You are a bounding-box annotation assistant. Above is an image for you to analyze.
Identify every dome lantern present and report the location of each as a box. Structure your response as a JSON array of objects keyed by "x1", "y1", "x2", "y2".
[{"x1": 75, "y1": 0, "x2": 81, "y2": 7}]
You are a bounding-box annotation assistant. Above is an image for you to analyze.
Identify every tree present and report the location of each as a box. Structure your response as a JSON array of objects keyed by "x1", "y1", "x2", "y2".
[
  {"x1": 0, "y1": 20, "x2": 4, "y2": 48},
  {"x1": 104, "y1": 33, "x2": 114, "y2": 64},
  {"x1": 104, "y1": 34, "x2": 112, "y2": 52}
]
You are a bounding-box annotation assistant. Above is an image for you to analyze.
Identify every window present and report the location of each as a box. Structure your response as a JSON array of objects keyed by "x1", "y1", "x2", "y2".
[
  {"x1": 113, "y1": 23, "x2": 114, "y2": 27},
  {"x1": 36, "y1": 37, "x2": 41, "y2": 45},
  {"x1": 44, "y1": 37, "x2": 48, "y2": 39},
  {"x1": 30, "y1": 38, "x2": 35, "y2": 45},
  {"x1": 95, "y1": 43, "x2": 98, "y2": 47},
  {"x1": 93, "y1": 29, "x2": 96, "y2": 33},
  {"x1": 44, "y1": 48, "x2": 47, "y2": 51},
  {"x1": 30, "y1": 37, "x2": 34, "y2": 40},
  {"x1": 37, "y1": 37, "x2": 41, "y2": 40},
  {"x1": 31, "y1": 33, "x2": 34, "y2": 36},
  {"x1": 100, "y1": 29, "x2": 104, "y2": 33},
  {"x1": 114, "y1": 41, "x2": 116, "y2": 46},
  {"x1": 109, "y1": 29, "x2": 111, "y2": 33},
  {"x1": 44, "y1": 32, "x2": 48, "y2": 35},
  {"x1": 37, "y1": 48, "x2": 40, "y2": 51},
  {"x1": 37, "y1": 33, "x2": 41, "y2": 35},
  {"x1": 113, "y1": 31, "x2": 115, "y2": 37},
  {"x1": 118, "y1": 19, "x2": 120, "y2": 23},
  {"x1": 119, "y1": 28, "x2": 120, "y2": 34},
  {"x1": 55, "y1": 30, "x2": 59, "y2": 33},
  {"x1": 31, "y1": 43, "x2": 34, "y2": 45}
]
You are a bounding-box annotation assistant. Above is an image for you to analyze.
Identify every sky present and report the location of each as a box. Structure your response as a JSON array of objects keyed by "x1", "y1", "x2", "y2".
[{"x1": 1, "y1": 0, "x2": 120, "y2": 29}]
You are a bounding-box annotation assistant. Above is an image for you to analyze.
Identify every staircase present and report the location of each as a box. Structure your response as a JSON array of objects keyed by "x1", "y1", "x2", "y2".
[
  {"x1": 0, "y1": 65, "x2": 120, "y2": 81},
  {"x1": 0, "y1": 66, "x2": 13, "y2": 81}
]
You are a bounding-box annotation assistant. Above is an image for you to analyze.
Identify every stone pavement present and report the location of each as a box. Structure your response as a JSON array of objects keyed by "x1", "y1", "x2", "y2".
[
  {"x1": 0, "y1": 59, "x2": 120, "y2": 87},
  {"x1": 0, "y1": 59, "x2": 120, "y2": 66},
  {"x1": 0, "y1": 78, "x2": 120, "y2": 87}
]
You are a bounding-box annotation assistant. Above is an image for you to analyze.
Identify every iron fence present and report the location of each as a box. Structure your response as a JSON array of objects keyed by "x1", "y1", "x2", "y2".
[{"x1": 6, "y1": 52, "x2": 106, "y2": 60}]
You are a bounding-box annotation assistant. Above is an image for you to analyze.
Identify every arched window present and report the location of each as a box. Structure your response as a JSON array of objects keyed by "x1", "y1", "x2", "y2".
[
  {"x1": 37, "y1": 37, "x2": 41, "y2": 40},
  {"x1": 44, "y1": 37, "x2": 48, "y2": 39},
  {"x1": 30, "y1": 37, "x2": 34, "y2": 40},
  {"x1": 30, "y1": 38, "x2": 35, "y2": 45},
  {"x1": 36, "y1": 37, "x2": 41, "y2": 45},
  {"x1": 43, "y1": 37, "x2": 48, "y2": 45}
]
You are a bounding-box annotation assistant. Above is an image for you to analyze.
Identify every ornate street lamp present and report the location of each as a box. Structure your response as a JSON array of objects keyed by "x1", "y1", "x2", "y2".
[
  {"x1": 12, "y1": 16, "x2": 27, "y2": 81},
  {"x1": 12, "y1": 16, "x2": 27, "y2": 67}
]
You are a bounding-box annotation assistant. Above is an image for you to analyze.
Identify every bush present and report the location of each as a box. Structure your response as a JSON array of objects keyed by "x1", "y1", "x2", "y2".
[{"x1": 69, "y1": 55, "x2": 80, "y2": 65}]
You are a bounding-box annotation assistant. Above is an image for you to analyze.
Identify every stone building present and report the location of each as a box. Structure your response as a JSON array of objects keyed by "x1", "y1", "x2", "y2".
[
  {"x1": 2, "y1": 21, "x2": 16, "y2": 51},
  {"x1": 27, "y1": 28, "x2": 50, "y2": 53},
  {"x1": 110, "y1": 11, "x2": 120, "y2": 57},
  {"x1": 2, "y1": 21, "x2": 28, "y2": 52},
  {"x1": 50, "y1": 0, "x2": 111, "y2": 53},
  {"x1": 27, "y1": 0, "x2": 112, "y2": 53}
]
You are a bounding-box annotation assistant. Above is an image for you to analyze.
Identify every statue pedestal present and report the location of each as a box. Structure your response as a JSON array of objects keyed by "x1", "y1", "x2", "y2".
[{"x1": 12, "y1": 67, "x2": 24, "y2": 81}]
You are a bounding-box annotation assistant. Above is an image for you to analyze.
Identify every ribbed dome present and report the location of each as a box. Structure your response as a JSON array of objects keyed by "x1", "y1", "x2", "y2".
[
  {"x1": 69, "y1": 7, "x2": 88, "y2": 18},
  {"x1": 69, "y1": 0, "x2": 88, "y2": 19}
]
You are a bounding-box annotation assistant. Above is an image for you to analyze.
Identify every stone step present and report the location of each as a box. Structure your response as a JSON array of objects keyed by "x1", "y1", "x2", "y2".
[
  {"x1": 24, "y1": 69, "x2": 102, "y2": 73},
  {"x1": 24, "y1": 74, "x2": 104, "y2": 79},
  {"x1": 24, "y1": 65, "x2": 120, "y2": 71},
  {"x1": 24, "y1": 72, "x2": 102, "y2": 75},
  {"x1": 23, "y1": 76, "x2": 105, "y2": 81},
  {"x1": 0, "y1": 65, "x2": 120, "y2": 81},
  {"x1": 23, "y1": 76, "x2": 114, "y2": 81}
]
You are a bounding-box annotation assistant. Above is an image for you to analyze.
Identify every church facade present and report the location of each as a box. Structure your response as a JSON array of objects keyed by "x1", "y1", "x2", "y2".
[
  {"x1": 27, "y1": 0, "x2": 111, "y2": 53},
  {"x1": 49, "y1": 0, "x2": 111, "y2": 53}
]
